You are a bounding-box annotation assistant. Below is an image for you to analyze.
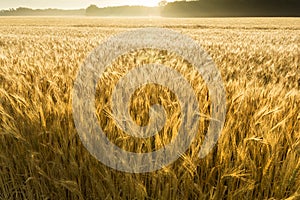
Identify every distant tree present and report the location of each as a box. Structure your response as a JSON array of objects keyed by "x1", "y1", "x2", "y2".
[
  {"x1": 86, "y1": 5, "x2": 99, "y2": 15},
  {"x1": 159, "y1": 0, "x2": 168, "y2": 7}
]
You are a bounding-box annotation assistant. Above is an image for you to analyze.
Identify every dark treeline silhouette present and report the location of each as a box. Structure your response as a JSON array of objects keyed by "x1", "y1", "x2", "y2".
[
  {"x1": 0, "y1": 7, "x2": 85, "y2": 16},
  {"x1": 161, "y1": 0, "x2": 300, "y2": 17},
  {"x1": 86, "y1": 5, "x2": 160, "y2": 16}
]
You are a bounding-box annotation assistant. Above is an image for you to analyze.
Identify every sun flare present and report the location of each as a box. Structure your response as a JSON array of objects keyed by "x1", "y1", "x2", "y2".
[
  {"x1": 141, "y1": 0, "x2": 161, "y2": 7},
  {"x1": 125, "y1": 0, "x2": 167, "y2": 7}
]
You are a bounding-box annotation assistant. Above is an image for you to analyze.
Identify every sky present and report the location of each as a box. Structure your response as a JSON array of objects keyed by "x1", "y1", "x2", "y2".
[{"x1": 0, "y1": 0, "x2": 172, "y2": 10}]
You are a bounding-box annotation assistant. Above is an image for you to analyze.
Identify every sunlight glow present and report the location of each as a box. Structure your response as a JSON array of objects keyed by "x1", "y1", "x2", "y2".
[
  {"x1": 100, "y1": 0, "x2": 170, "y2": 7},
  {"x1": 137, "y1": 0, "x2": 161, "y2": 7},
  {"x1": 0, "y1": 0, "x2": 175, "y2": 10}
]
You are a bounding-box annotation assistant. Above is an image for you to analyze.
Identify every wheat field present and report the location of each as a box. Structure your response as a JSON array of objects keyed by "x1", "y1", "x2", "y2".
[{"x1": 0, "y1": 17, "x2": 299, "y2": 199}]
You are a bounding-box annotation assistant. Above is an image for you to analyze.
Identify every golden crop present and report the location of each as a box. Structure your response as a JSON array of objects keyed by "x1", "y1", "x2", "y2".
[{"x1": 0, "y1": 17, "x2": 299, "y2": 199}]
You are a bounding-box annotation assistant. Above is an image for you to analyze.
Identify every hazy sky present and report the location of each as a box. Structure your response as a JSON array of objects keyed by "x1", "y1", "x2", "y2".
[{"x1": 0, "y1": 0, "x2": 172, "y2": 10}]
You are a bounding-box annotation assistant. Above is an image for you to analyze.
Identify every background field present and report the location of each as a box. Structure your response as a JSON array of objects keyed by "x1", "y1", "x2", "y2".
[{"x1": 0, "y1": 17, "x2": 299, "y2": 199}]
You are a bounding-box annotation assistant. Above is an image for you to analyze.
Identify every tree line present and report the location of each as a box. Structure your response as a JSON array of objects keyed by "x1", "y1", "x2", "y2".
[
  {"x1": 161, "y1": 0, "x2": 300, "y2": 17},
  {"x1": 0, "y1": 7, "x2": 85, "y2": 16},
  {"x1": 1, "y1": 1, "x2": 299, "y2": 17},
  {"x1": 85, "y1": 5, "x2": 160, "y2": 16}
]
